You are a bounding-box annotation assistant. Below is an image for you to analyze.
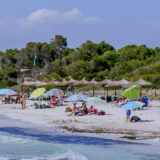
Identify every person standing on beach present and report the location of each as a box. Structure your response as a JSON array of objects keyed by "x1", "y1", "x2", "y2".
[
  {"x1": 20, "y1": 95, "x2": 26, "y2": 109},
  {"x1": 126, "y1": 109, "x2": 131, "y2": 122}
]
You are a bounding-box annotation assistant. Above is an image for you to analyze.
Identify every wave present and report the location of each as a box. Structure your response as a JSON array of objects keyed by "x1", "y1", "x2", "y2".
[{"x1": 0, "y1": 152, "x2": 88, "y2": 160}]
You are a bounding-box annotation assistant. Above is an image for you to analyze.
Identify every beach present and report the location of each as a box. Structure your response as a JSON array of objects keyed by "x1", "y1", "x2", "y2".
[{"x1": 0, "y1": 100, "x2": 160, "y2": 144}]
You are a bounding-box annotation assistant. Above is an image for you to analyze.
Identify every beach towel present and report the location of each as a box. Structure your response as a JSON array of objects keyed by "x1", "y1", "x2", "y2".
[{"x1": 77, "y1": 113, "x2": 84, "y2": 116}]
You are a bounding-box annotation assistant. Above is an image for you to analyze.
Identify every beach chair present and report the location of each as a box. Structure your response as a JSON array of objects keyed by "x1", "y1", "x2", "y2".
[{"x1": 141, "y1": 97, "x2": 148, "y2": 107}]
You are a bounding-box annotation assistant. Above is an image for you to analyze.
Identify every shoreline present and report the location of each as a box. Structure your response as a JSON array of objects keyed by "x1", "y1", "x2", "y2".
[{"x1": 0, "y1": 100, "x2": 160, "y2": 145}]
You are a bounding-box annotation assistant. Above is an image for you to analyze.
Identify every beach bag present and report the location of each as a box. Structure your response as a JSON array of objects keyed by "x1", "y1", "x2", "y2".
[
  {"x1": 93, "y1": 109, "x2": 98, "y2": 114},
  {"x1": 131, "y1": 116, "x2": 141, "y2": 122},
  {"x1": 98, "y1": 110, "x2": 105, "y2": 115}
]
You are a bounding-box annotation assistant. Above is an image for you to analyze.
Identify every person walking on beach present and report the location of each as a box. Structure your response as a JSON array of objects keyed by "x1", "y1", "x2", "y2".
[{"x1": 126, "y1": 109, "x2": 131, "y2": 122}]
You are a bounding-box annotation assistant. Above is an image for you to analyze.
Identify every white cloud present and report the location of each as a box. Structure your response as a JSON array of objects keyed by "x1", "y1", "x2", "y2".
[
  {"x1": 0, "y1": 8, "x2": 102, "y2": 34},
  {"x1": 22, "y1": 8, "x2": 102, "y2": 28}
]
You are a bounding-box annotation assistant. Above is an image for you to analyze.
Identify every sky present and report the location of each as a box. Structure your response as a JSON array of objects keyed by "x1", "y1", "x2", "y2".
[{"x1": 0, "y1": 0, "x2": 160, "y2": 51}]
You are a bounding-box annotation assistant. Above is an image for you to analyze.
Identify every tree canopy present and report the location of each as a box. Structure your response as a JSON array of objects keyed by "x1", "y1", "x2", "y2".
[{"x1": 0, "y1": 35, "x2": 160, "y2": 88}]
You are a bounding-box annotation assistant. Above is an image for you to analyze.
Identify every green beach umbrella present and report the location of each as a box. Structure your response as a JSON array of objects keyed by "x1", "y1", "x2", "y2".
[
  {"x1": 122, "y1": 85, "x2": 139, "y2": 99},
  {"x1": 30, "y1": 88, "x2": 46, "y2": 98},
  {"x1": 86, "y1": 97, "x2": 105, "y2": 104}
]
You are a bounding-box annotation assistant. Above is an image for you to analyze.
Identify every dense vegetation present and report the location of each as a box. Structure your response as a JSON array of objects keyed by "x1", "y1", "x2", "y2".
[{"x1": 1, "y1": 35, "x2": 160, "y2": 88}]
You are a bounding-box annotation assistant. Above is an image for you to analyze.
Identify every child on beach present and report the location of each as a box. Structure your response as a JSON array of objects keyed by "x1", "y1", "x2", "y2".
[
  {"x1": 126, "y1": 109, "x2": 131, "y2": 122},
  {"x1": 20, "y1": 95, "x2": 26, "y2": 109}
]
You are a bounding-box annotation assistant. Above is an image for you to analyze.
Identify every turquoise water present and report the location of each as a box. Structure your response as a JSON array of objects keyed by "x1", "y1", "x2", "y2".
[{"x1": 0, "y1": 115, "x2": 160, "y2": 160}]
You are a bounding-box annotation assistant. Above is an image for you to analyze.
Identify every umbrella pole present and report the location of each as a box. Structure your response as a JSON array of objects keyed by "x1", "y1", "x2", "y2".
[
  {"x1": 93, "y1": 85, "x2": 95, "y2": 97},
  {"x1": 155, "y1": 89, "x2": 157, "y2": 97},
  {"x1": 115, "y1": 88, "x2": 117, "y2": 97},
  {"x1": 140, "y1": 87, "x2": 142, "y2": 99},
  {"x1": 104, "y1": 90, "x2": 106, "y2": 104},
  {"x1": 82, "y1": 86, "x2": 84, "y2": 94}
]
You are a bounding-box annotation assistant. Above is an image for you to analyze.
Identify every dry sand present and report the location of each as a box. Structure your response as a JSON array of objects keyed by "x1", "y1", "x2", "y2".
[{"x1": 0, "y1": 100, "x2": 160, "y2": 143}]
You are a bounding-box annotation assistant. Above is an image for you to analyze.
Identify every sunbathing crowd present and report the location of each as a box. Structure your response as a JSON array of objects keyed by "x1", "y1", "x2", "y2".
[{"x1": 65, "y1": 102, "x2": 105, "y2": 116}]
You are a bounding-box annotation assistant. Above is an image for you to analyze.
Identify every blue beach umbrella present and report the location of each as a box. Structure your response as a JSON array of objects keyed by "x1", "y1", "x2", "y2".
[
  {"x1": 121, "y1": 101, "x2": 144, "y2": 110},
  {"x1": 0, "y1": 89, "x2": 14, "y2": 95},
  {"x1": 66, "y1": 94, "x2": 88, "y2": 102}
]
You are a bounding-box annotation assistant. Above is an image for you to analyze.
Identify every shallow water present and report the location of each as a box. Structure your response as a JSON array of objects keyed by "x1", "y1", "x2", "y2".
[{"x1": 0, "y1": 115, "x2": 160, "y2": 160}]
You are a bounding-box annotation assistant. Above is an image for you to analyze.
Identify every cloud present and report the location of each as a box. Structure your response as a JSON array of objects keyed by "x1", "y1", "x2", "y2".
[
  {"x1": 0, "y1": 8, "x2": 101, "y2": 35},
  {"x1": 21, "y1": 8, "x2": 102, "y2": 28}
]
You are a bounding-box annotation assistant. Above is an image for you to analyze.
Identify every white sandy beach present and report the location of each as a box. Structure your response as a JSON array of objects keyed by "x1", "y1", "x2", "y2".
[{"x1": 0, "y1": 100, "x2": 160, "y2": 143}]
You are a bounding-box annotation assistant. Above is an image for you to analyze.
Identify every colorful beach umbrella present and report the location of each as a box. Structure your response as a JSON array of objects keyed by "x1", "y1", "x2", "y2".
[
  {"x1": 30, "y1": 88, "x2": 46, "y2": 98},
  {"x1": 46, "y1": 88, "x2": 63, "y2": 96},
  {"x1": 0, "y1": 89, "x2": 14, "y2": 95},
  {"x1": 122, "y1": 85, "x2": 139, "y2": 99},
  {"x1": 121, "y1": 101, "x2": 145, "y2": 110},
  {"x1": 86, "y1": 97, "x2": 105, "y2": 104},
  {"x1": 66, "y1": 94, "x2": 87, "y2": 102}
]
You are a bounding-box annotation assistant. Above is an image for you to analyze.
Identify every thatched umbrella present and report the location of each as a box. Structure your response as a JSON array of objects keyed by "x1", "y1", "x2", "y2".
[
  {"x1": 117, "y1": 78, "x2": 130, "y2": 86},
  {"x1": 67, "y1": 76, "x2": 79, "y2": 85},
  {"x1": 133, "y1": 79, "x2": 152, "y2": 98},
  {"x1": 134, "y1": 79, "x2": 152, "y2": 86},
  {"x1": 35, "y1": 81, "x2": 47, "y2": 87},
  {"x1": 99, "y1": 78, "x2": 112, "y2": 86},
  {"x1": 105, "y1": 79, "x2": 130, "y2": 97},
  {"x1": 21, "y1": 81, "x2": 36, "y2": 87},
  {"x1": 99, "y1": 79, "x2": 113, "y2": 98},
  {"x1": 74, "y1": 77, "x2": 89, "y2": 86},
  {"x1": 73, "y1": 77, "x2": 89, "y2": 94},
  {"x1": 48, "y1": 79, "x2": 61, "y2": 86},
  {"x1": 88, "y1": 78, "x2": 100, "y2": 96},
  {"x1": 50, "y1": 78, "x2": 68, "y2": 86},
  {"x1": 66, "y1": 76, "x2": 80, "y2": 94},
  {"x1": 105, "y1": 81, "x2": 119, "y2": 97}
]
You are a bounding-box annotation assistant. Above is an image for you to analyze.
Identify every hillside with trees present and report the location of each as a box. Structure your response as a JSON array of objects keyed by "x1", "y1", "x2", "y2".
[{"x1": 0, "y1": 35, "x2": 160, "y2": 88}]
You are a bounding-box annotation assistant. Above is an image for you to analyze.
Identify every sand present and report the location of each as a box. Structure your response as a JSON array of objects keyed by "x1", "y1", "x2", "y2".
[{"x1": 0, "y1": 100, "x2": 160, "y2": 143}]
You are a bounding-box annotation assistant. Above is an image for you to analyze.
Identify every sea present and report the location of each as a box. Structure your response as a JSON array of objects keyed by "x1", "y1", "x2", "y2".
[{"x1": 0, "y1": 114, "x2": 160, "y2": 160}]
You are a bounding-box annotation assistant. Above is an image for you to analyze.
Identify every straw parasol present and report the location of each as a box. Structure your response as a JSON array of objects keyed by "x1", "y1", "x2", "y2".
[
  {"x1": 99, "y1": 78, "x2": 112, "y2": 86},
  {"x1": 88, "y1": 78, "x2": 100, "y2": 96},
  {"x1": 104, "y1": 79, "x2": 130, "y2": 97},
  {"x1": 59, "y1": 78, "x2": 69, "y2": 86},
  {"x1": 48, "y1": 78, "x2": 61, "y2": 86},
  {"x1": 67, "y1": 76, "x2": 79, "y2": 85},
  {"x1": 21, "y1": 81, "x2": 36, "y2": 87},
  {"x1": 133, "y1": 79, "x2": 152, "y2": 86},
  {"x1": 74, "y1": 77, "x2": 89, "y2": 86},
  {"x1": 105, "y1": 79, "x2": 129, "y2": 87},
  {"x1": 105, "y1": 80, "x2": 119, "y2": 97},
  {"x1": 35, "y1": 81, "x2": 47, "y2": 87},
  {"x1": 73, "y1": 77, "x2": 89, "y2": 94},
  {"x1": 133, "y1": 79, "x2": 152, "y2": 98},
  {"x1": 99, "y1": 78, "x2": 112, "y2": 98}
]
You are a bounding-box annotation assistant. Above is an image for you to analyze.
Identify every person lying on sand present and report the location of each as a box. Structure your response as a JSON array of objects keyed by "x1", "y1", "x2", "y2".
[{"x1": 68, "y1": 103, "x2": 79, "y2": 116}]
